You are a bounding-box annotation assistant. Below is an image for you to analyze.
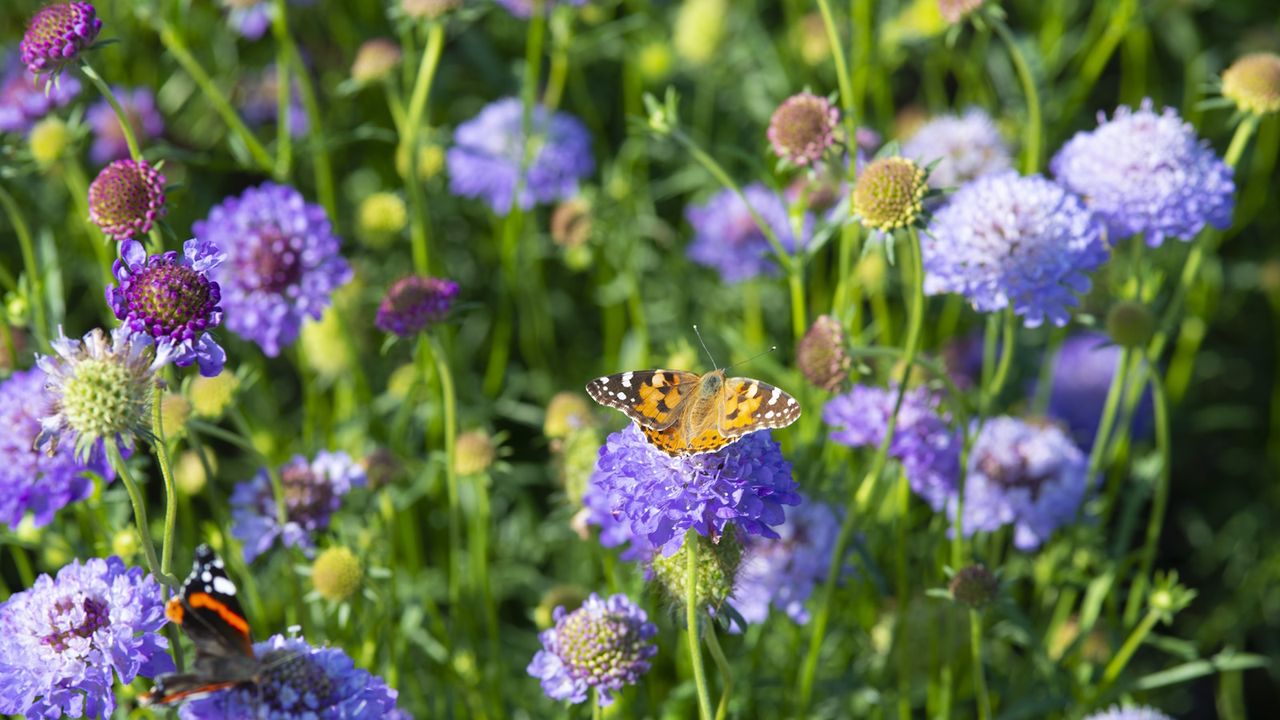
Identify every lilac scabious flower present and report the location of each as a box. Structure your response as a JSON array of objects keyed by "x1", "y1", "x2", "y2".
[
  {"x1": 178, "y1": 634, "x2": 398, "y2": 719},
  {"x1": 86, "y1": 86, "x2": 164, "y2": 164},
  {"x1": 902, "y1": 108, "x2": 1012, "y2": 189},
  {"x1": 686, "y1": 183, "x2": 812, "y2": 283},
  {"x1": 581, "y1": 472, "x2": 655, "y2": 562},
  {"x1": 1041, "y1": 332, "x2": 1152, "y2": 449},
  {"x1": 87, "y1": 159, "x2": 167, "y2": 240},
  {"x1": 19, "y1": 1, "x2": 102, "y2": 75},
  {"x1": 193, "y1": 182, "x2": 351, "y2": 357},
  {"x1": 0, "y1": 52, "x2": 80, "y2": 133},
  {"x1": 728, "y1": 497, "x2": 840, "y2": 626},
  {"x1": 1050, "y1": 99, "x2": 1235, "y2": 246},
  {"x1": 375, "y1": 275, "x2": 459, "y2": 337},
  {"x1": 590, "y1": 423, "x2": 800, "y2": 556},
  {"x1": 0, "y1": 556, "x2": 173, "y2": 719},
  {"x1": 231, "y1": 451, "x2": 366, "y2": 563},
  {"x1": 447, "y1": 97, "x2": 595, "y2": 213},
  {"x1": 238, "y1": 65, "x2": 308, "y2": 137},
  {"x1": 958, "y1": 416, "x2": 1089, "y2": 550},
  {"x1": 527, "y1": 593, "x2": 657, "y2": 706},
  {"x1": 824, "y1": 384, "x2": 961, "y2": 510},
  {"x1": 0, "y1": 368, "x2": 113, "y2": 528},
  {"x1": 497, "y1": 0, "x2": 587, "y2": 19},
  {"x1": 1082, "y1": 706, "x2": 1174, "y2": 720},
  {"x1": 922, "y1": 171, "x2": 1109, "y2": 328},
  {"x1": 107, "y1": 239, "x2": 227, "y2": 377}
]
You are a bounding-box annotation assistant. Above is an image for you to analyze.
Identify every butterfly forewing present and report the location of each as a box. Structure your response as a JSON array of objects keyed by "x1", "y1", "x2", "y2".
[
  {"x1": 586, "y1": 369, "x2": 700, "y2": 430},
  {"x1": 718, "y1": 378, "x2": 802, "y2": 437}
]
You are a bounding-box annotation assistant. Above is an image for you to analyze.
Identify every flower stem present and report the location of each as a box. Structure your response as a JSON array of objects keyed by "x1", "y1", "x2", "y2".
[
  {"x1": 107, "y1": 441, "x2": 178, "y2": 587},
  {"x1": 989, "y1": 15, "x2": 1042, "y2": 173},
  {"x1": 703, "y1": 619, "x2": 734, "y2": 720},
  {"x1": 426, "y1": 335, "x2": 462, "y2": 606},
  {"x1": 1123, "y1": 353, "x2": 1171, "y2": 625},
  {"x1": 970, "y1": 610, "x2": 992, "y2": 720},
  {"x1": 151, "y1": 384, "x2": 178, "y2": 581},
  {"x1": 271, "y1": 0, "x2": 294, "y2": 178},
  {"x1": 78, "y1": 62, "x2": 142, "y2": 163},
  {"x1": 0, "y1": 184, "x2": 48, "y2": 347},
  {"x1": 401, "y1": 22, "x2": 446, "y2": 273},
  {"x1": 978, "y1": 309, "x2": 1016, "y2": 417},
  {"x1": 279, "y1": 34, "x2": 336, "y2": 221},
  {"x1": 686, "y1": 532, "x2": 715, "y2": 720},
  {"x1": 1096, "y1": 606, "x2": 1161, "y2": 698},
  {"x1": 815, "y1": 0, "x2": 857, "y2": 135}
]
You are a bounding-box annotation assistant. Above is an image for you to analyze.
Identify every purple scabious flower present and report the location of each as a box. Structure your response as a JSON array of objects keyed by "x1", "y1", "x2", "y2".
[
  {"x1": 922, "y1": 171, "x2": 1109, "y2": 328},
  {"x1": 957, "y1": 416, "x2": 1089, "y2": 550},
  {"x1": 193, "y1": 182, "x2": 351, "y2": 357},
  {"x1": 0, "y1": 368, "x2": 113, "y2": 528},
  {"x1": 824, "y1": 384, "x2": 961, "y2": 510},
  {"x1": 86, "y1": 86, "x2": 164, "y2": 164},
  {"x1": 0, "y1": 52, "x2": 80, "y2": 133},
  {"x1": 581, "y1": 472, "x2": 656, "y2": 562},
  {"x1": 238, "y1": 64, "x2": 308, "y2": 137},
  {"x1": 590, "y1": 423, "x2": 800, "y2": 556},
  {"x1": 1082, "y1": 706, "x2": 1174, "y2": 720},
  {"x1": 87, "y1": 159, "x2": 167, "y2": 240},
  {"x1": 107, "y1": 239, "x2": 227, "y2": 377},
  {"x1": 178, "y1": 634, "x2": 399, "y2": 719},
  {"x1": 902, "y1": 108, "x2": 1012, "y2": 189},
  {"x1": 686, "y1": 183, "x2": 812, "y2": 283},
  {"x1": 447, "y1": 97, "x2": 595, "y2": 213},
  {"x1": 375, "y1": 275, "x2": 459, "y2": 337},
  {"x1": 1050, "y1": 99, "x2": 1235, "y2": 246},
  {"x1": 728, "y1": 496, "x2": 840, "y2": 626},
  {"x1": 0, "y1": 556, "x2": 173, "y2": 719},
  {"x1": 497, "y1": 0, "x2": 587, "y2": 18},
  {"x1": 527, "y1": 593, "x2": 657, "y2": 706},
  {"x1": 1040, "y1": 332, "x2": 1152, "y2": 449},
  {"x1": 19, "y1": 2, "x2": 102, "y2": 75},
  {"x1": 230, "y1": 451, "x2": 366, "y2": 563}
]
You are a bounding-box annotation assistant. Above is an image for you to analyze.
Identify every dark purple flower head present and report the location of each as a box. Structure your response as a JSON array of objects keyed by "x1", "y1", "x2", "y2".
[
  {"x1": 0, "y1": 51, "x2": 80, "y2": 133},
  {"x1": 497, "y1": 0, "x2": 587, "y2": 18},
  {"x1": 447, "y1": 97, "x2": 594, "y2": 213},
  {"x1": 87, "y1": 159, "x2": 167, "y2": 241},
  {"x1": 193, "y1": 182, "x2": 351, "y2": 357},
  {"x1": 902, "y1": 108, "x2": 1012, "y2": 190},
  {"x1": 0, "y1": 368, "x2": 113, "y2": 528},
  {"x1": 1050, "y1": 99, "x2": 1235, "y2": 246},
  {"x1": 729, "y1": 497, "x2": 841, "y2": 627},
  {"x1": 824, "y1": 384, "x2": 961, "y2": 510},
  {"x1": 686, "y1": 183, "x2": 812, "y2": 283},
  {"x1": 19, "y1": 2, "x2": 102, "y2": 75},
  {"x1": 0, "y1": 556, "x2": 173, "y2": 719},
  {"x1": 957, "y1": 416, "x2": 1089, "y2": 550},
  {"x1": 590, "y1": 424, "x2": 800, "y2": 556},
  {"x1": 86, "y1": 86, "x2": 164, "y2": 164},
  {"x1": 178, "y1": 634, "x2": 398, "y2": 719},
  {"x1": 922, "y1": 172, "x2": 1109, "y2": 328},
  {"x1": 231, "y1": 451, "x2": 366, "y2": 563},
  {"x1": 375, "y1": 275, "x2": 459, "y2": 337},
  {"x1": 527, "y1": 593, "x2": 657, "y2": 706},
  {"x1": 768, "y1": 92, "x2": 840, "y2": 166},
  {"x1": 107, "y1": 239, "x2": 227, "y2": 377},
  {"x1": 1040, "y1": 331, "x2": 1152, "y2": 449}
]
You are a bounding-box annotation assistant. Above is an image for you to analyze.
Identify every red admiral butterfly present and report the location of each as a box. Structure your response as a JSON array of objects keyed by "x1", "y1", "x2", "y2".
[{"x1": 141, "y1": 544, "x2": 265, "y2": 706}]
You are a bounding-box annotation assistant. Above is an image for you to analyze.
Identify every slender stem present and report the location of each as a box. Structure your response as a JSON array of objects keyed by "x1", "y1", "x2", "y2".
[
  {"x1": 815, "y1": 0, "x2": 857, "y2": 135},
  {"x1": 400, "y1": 23, "x2": 446, "y2": 273},
  {"x1": 704, "y1": 620, "x2": 733, "y2": 720},
  {"x1": 989, "y1": 16, "x2": 1042, "y2": 173},
  {"x1": 788, "y1": 262, "x2": 807, "y2": 345},
  {"x1": 107, "y1": 442, "x2": 178, "y2": 587},
  {"x1": 970, "y1": 610, "x2": 992, "y2": 720},
  {"x1": 280, "y1": 37, "x2": 336, "y2": 221},
  {"x1": 1032, "y1": 327, "x2": 1066, "y2": 414},
  {"x1": 543, "y1": 8, "x2": 572, "y2": 111},
  {"x1": 1123, "y1": 354, "x2": 1171, "y2": 625},
  {"x1": 1097, "y1": 607, "x2": 1161, "y2": 697},
  {"x1": 1086, "y1": 347, "x2": 1133, "y2": 491},
  {"x1": 0, "y1": 184, "x2": 47, "y2": 347},
  {"x1": 979, "y1": 309, "x2": 1017, "y2": 417},
  {"x1": 271, "y1": 0, "x2": 294, "y2": 178},
  {"x1": 427, "y1": 335, "x2": 462, "y2": 606},
  {"x1": 592, "y1": 692, "x2": 603, "y2": 720},
  {"x1": 686, "y1": 532, "x2": 714, "y2": 720},
  {"x1": 518, "y1": 1, "x2": 548, "y2": 208},
  {"x1": 894, "y1": 472, "x2": 910, "y2": 720},
  {"x1": 151, "y1": 384, "x2": 178, "y2": 580},
  {"x1": 79, "y1": 62, "x2": 142, "y2": 163}
]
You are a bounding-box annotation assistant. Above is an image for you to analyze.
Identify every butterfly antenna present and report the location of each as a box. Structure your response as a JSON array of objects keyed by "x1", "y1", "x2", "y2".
[
  {"x1": 692, "y1": 324, "x2": 719, "y2": 369},
  {"x1": 725, "y1": 346, "x2": 778, "y2": 371}
]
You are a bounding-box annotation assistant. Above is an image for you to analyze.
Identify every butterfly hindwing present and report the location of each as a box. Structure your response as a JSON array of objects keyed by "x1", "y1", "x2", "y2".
[
  {"x1": 718, "y1": 377, "x2": 802, "y2": 438},
  {"x1": 586, "y1": 370, "x2": 700, "y2": 430}
]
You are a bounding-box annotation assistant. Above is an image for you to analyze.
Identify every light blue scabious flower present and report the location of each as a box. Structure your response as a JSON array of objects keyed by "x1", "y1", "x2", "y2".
[
  {"x1": 728, "y1": 496, "x2": 841, "y2": 627},
  {"x1": 902, "y1": 107, "x2": 1013, "y2": 190},
  {"x1": 686, "y1": 183, "x2": 812, "y2": 283},
  {"x1": 527, "y1": 593, "x2": 657, "y2": 706}
]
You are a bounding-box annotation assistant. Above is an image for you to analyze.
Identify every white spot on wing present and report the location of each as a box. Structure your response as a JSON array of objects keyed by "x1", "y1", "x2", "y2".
[
  {"x1": 201, "y1": 570, "x2": 213, "y2": 583},
  {"x1": 768, "y1": 387, "x2": 782, "y2": 405},
  {"x1": 211, "y1": 576, "x2": 237, "y2": 596},
  {"x1": 764, "y1": 410, "x2": 775, "y2": 419},
  {"x1": 621, "y1": 372, "x2": 633, "y2": 388},
  {"x1": 616, "y1": 391, "x2": 627, "y2": 400}
]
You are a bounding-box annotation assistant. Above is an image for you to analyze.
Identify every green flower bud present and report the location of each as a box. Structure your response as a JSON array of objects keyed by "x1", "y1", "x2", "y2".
[{"x1": 312, "y1": 546, "x2": 363, "y2": 602}]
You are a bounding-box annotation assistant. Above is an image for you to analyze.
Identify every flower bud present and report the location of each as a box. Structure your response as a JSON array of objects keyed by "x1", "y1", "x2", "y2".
[
  {"x1": 1105, "y1": 301, "x2": 1155, "y2": 349},
  {"x1": 1221, "y1": 52, "x2": 1280, "y2": 116},
  {"x1": 949, "y1": 564, "x2": 998, "y2": 609},
  {"x1": 545, "y1": 391, "x2": 593, "y2": 439},
  {"x1": 455, "y1": 430, "x2": 496, "y2": 476},
  {"x1": 768, "y1": 93, "x2": 840, "y2": 166},
  {"x1": 649, "y1": 529, "x2": 743, "y2": 611},
  {"x1": 311, "y1": 546, "x2": 363, "y2": 602},
  {"x1": 190, "y1": 371, "x2": 239, "y2": 419},
  {"x1": 796, "y1": 314, "x2": 850, "y2": 392},
  {"x1": 358, "y1": 192, "x2": 408, "y2": 244},
  {"x1": 351, "y1": 39, "x2": 401, "y2": 85},
  {"x1": 29, "y1": 117, "x2": 72, "y2": 165},
  {"x1": 174, "y1": 449, "x2": 212, "y2": 495}
]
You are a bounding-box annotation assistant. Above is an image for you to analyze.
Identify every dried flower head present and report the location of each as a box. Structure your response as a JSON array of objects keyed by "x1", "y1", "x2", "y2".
[
  {"x1": 949, "y1": 564, "x2": 999, "y2": 609},
  {"x1": 376, "y1": 275, "x2": 459, "y2": 337},
  {"x1": 796, "y1": 314, "x2": 850, "y2": 392},
  {"x1": 527, "y1": 593, "x2": 658, "y2": 706},
  {"x1": 767, "y1": 92, "x2": 840, "y2": 166},
  {"x1": 351, "y1": 38, "x2": 402, "y2": 85},
  {"x1": 852, "y1": 157, "x2": 928, "y2": 233},
  {"x1": 20, "y1": 2, "x2": 102, "y2": 75},
  {"x1": 938, "y1": 0, "x2": 986, "y2": 24},
  {"x1": 1222, "y1": 52, "x2": 1280, "y2": 116},
  {"x1": 400, "y1": 0, "x2": 461, "y2": 19},
  {"x1": 551, "y1": 197, "x2": 593, "y2": 249}
]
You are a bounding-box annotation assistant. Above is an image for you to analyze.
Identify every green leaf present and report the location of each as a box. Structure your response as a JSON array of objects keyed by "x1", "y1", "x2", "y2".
[{"x1": 1133, "y1": 653, "x2": 1270, "y2": 691}]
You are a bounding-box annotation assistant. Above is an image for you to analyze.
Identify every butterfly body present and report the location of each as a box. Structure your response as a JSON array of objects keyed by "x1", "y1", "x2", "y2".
[{"x1": 586, "y1": 368, "x2": 800, "y2": 456}]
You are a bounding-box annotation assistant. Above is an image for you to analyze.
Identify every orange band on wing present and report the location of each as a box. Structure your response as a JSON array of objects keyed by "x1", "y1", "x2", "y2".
[
  {"x1": 165, "y1": 597, "x2": 185, "y2": 625},
  {"x1": 187, "y1": 591, "x2": 252, "y2": 639}
]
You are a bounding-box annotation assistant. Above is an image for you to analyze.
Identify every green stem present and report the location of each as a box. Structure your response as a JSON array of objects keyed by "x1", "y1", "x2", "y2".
[
  {"x1": 272, "y1": 0, "x2": 294, "y2": 178},
  {"x1": 1090, "y1": 347, "x2": 1134, "y2": 506},
  {"x1": 107, "y1": 442, "x2": 178, "y2": 587},
  {"x1": 0, "y1": 184, "x2": 47, "y2": 347},
  {"x1": 1097, "y1": 607, "x2": 1161, "y2": 697},
  {"x1": 894, "y1": 472, "x2": 910, "y2": 720},
  {"x1": 79, "y1": 62, "x2": 142, "y2": 163},
  {"x1": 592, "y1": 692, "x2": 603, "y2": 720},
  {"x1": 281, "y1": 36, "x2": 336, "y2": 220},
  {"x1": 1032, "y1": 327, "x2": 1066, "y2": 414},
  {"x1": 543, "y1": 10, "x2": 572, "y2": 111},
  {"x1": 427, "y1": 335, "x2": 462, "y2": 606},
  {"x1": 401, "y1": 23, "x2": 446, "y2": 273},
  {"x1": 518, "y1": 1, "x2": 548, "y2": 204},
  {"x1": 989, "y1": 15, "x2": 1042, "y2": 173},
  {"x1": 970, "y1": 610, "x2": 992, "y2": 720},
  {"x1": 151, "y1": 384, "x2": 178, "y2": 581},
  {"x1": 978, "y1": 309, "x2": 1016, "y2": 417},
  {"x1": 1123, "y1": 354, "x2": 1171, "y2": 625},
  {"x1": 686, "y1": 532, "x2": 714, "y2": 720},
  {"x1": 704, "y1": 620, "x2": 733, "y2": 720},
  {"x1": 815, "y1": 0, "x2": 857, "y2": 134},
  {"x1": 788, "y1": 262, "x2": 807, "y2": 345}
]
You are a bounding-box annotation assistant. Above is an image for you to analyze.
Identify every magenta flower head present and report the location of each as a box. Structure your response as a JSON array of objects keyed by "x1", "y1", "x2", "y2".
[
  {"x1": 0, "y1": 556, "x2": 174, "y2": 719},
  {"x1": 768, "y1": 92, "x2": 840, "y2": 166},
  {"x1": 527, "y1": 593, "x2": 657, "y2": 706},
  {"x1": 375, "y1": 275, "x2": 459, "y2": 337},
  {"x1": 193, "y1": 182, "x2": 351, "y2": 357},
  {"x1": 19, "y1": 1, "x2": 102, "y2": 75},
  {"x1": 0, "y1": 52, "x2": 81, "y2": 133},
  {"x1": 87, "y1": 159, "x2": 167, "y2": 241},
  {"x1": 107, "y1": 239, "x2": 227, "y2": 377},
  {"x1": 87, "y1": 86, "x2": 164, "y2": 164}
]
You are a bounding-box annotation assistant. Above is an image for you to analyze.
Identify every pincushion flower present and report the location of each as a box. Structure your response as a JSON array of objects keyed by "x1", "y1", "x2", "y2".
[
  {"x1": 375, "y1": 275, "x2": 459, "y2": 337},
  {"x1": 19, "y1": 1, "x2": 102, "y2": 75},
  {"x1": 0, "y1": 368, "x2": 113, "y2": 529},
  {"x1": 0, "y1": 52, "x2": 80, "y2": 133},
  {"x1": 729, "y1": 497, "x2": 841, "y2": 626},
  {"x1": 851, "y1": 156, "x2": 928, "y2": 234},
  {"x1": 527, "y1": 593, "x2": 657, "y2": 706},
  {"x1": 86, "y1": 86, "x2": 164, "y2": 164},
  {"x1": 231, "y1": 451, "x2": 366, "y2": 562},
  {"x1": 581, "y1": 470, "x2": 655, "y2": 562},
  {"x1": 686, "y1": 184, "x2": 812, "y2": 283},
  {"x1": 1040, "y1": 332, "x2": 1153, "y2": 449},
  {"x1": 193, "y1": 182, "x2": 351, "y2": 357},
  {"x1": 447, "y1": 97, "x2": 595, "y2": 213},
  {"x1": 589, "y1": 423, "x2": 800, "y2": 555},
  {"x1": 1222, "y1": 53, "x2": 1280, "y2": 116},
  {"x1": 107, "y1": 239, "x2": 227, "y2": 377},
  {"x1": 824, "y1": 384, "x2": 961, "y2": 510},
  {"x1": 957, "y1": 416, "x2": 1089, "y2": 550},
  {"x1": 178, "y1": 634, "x2": 399, "y2": 719},
  {"x1": 768, "y1": 92, "x2": 840, "y2": 166},
  {"x1": 1050, "y1": 99, "x2": 1235, "y2": 246},
  {"x1": 87, "y1": 159, "x2": 167, "y2": 241},
  {"x1": 902, "y1": 108, "x2": 1012, "y2": 189},
  {"x1": 922, "y1": 171, "x2": 1109, "y2": 328},
  {"x1": 0, "y1": 556, "x2": 173, "y2": 719}
]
